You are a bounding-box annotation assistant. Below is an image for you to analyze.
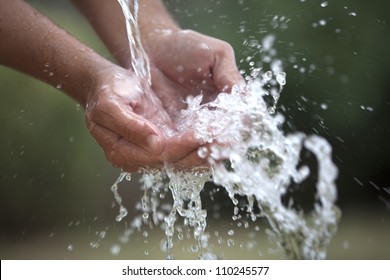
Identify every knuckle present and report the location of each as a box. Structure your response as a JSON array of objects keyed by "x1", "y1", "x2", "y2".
[
  {"x1": 104, "y1": 147, "x2": 117, "y2": 163},
  {"x1": 85, "y1": 110, "x2": 95, "y2": 126},
  {"x1": 218, "y1": 41, "x2": 234, "y2": 56}
]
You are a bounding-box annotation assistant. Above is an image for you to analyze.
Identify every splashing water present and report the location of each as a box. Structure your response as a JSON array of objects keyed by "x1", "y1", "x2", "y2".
[{"x1": 112, "y1": 0, "x2": 340, "y2": 259}]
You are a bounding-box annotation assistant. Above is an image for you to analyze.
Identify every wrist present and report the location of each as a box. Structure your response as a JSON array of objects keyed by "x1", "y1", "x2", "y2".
[
  {"x1": 65, "y1": 51, "x2": 114, "y2": 108},
  {"x1": 39, "y1": 33, "x2": 115, "y2": 108}
]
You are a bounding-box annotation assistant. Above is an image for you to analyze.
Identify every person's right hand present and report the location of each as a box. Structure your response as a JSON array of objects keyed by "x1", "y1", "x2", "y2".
[{"x1": 85, "y1": 66, "x2": 206, "y2": 172}]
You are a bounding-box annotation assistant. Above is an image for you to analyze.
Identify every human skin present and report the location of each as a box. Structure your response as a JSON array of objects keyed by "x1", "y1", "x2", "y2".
[
  {"x1": 0, "y1": 0, "x2": 169, "y2": 171},
  {"x1": 72, "y1": 0, "x2": 244, "y2": 169},
  {"x1": 0, "y1": 0, "x2": 243, "y2": 172}
]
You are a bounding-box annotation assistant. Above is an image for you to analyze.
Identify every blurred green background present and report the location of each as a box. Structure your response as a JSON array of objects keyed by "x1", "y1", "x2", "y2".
[{"x1": 1, "y1": 0, "x2": 389, "y2": 259}]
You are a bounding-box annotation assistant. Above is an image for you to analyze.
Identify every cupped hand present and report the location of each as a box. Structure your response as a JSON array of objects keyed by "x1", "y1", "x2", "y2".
[
  {"x1": 85, "y1": 66, "x2": 206, "y2": 172},
  {"x1": 146, "y1": 29, "x2": 245, "y2": 120}
]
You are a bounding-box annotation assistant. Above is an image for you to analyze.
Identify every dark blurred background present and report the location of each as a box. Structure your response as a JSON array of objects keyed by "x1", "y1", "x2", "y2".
[{"x1": 1, "y1": 0, "x2": 389, "y2": 259}]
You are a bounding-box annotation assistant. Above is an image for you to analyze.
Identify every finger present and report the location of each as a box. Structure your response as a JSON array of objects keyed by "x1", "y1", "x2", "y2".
[
  {"x1": 171, "y1": 148, "x2": 210, "y2": 171},
  {"x1": 89, "y1": 99, "x2": 165, "y2": 155},
  {"x1": 89, "y1": 123, "x2": 164, "y2": 170},
  {"x1": 162, "y1": 129, "x2": 202, "y2": 163},
  {"x1": 213, "y1": 44, "x2": 245, "y2": 92}
]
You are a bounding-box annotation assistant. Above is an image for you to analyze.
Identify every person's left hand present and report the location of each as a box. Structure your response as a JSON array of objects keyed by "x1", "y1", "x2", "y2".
[{"x1": 145, "y1": 29, "x2": 244, "y2": 120}]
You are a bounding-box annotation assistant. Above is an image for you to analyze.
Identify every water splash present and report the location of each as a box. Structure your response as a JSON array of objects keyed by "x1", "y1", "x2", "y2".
[
  {"x1": 175, "y1": 77, "x2": 340, "y2": 259},
  {"x1": 112, "y1": 73, "x2": 340, "y2": 259},
  {"x1": 111, "y1": 0, "x2": 340, "y2": 259},
  {"x1": 111, "y1": 172, "x2": 131, "y2": 222}
]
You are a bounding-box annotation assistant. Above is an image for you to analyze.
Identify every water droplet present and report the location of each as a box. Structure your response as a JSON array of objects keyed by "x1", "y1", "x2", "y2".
[
  {"x1": 227, "y1": 229, "x2": 235, "y2": 236},
  {"x1": 320, "y1": 1, "x2": 328, "y2": 7},
  {"x1": 90, "y1": 242, "x2": 99, "y2": 249},
  {"x1": 262, "y1": 35, "x2": 275, "y2": 51},
  {"x1": 197, "y1": 147, "x2": 208, "y2": 158},
  {"x1": 319, "y1": 19, "x2": 327, "y2": 26},
  {"x1": 276, "y1": 72, "x2": 286, "y2": 85},
  {"x1": 250, "y1": 67, "x2": 261, "y2": 78},
  {"x1": 320, "y1": 103, "x2": 328, "y2": 110},
  {"x1": 191, "y1": 245, "x2": 199, "y2": 252},
  {"x1": 67, "y1": 244, "x2": 74, "y2": 251},
  {"x1": 99, "y1": 231, "x2": 106, "y2": 239},
  {"x1": 110, "y1": 244, "x2": 121, "y2": 255},
  {"x1": 116, "y1": 206, "x2": 128, "y2": 222},
  {"x1": 125, "y1": 173, "x2": 132, "y2": 181},
  {"x1": 227, "y1": 239, "x2": 234, "y2": 247},
  {"x1": 349, "y1": 12, "x2": 357, "y2": 16},
  {"x1": 263, "y1": 71, "x2": 273, "y2": 81},
  {"x1": 178, "y1": 233, "x2": 184, "y2": 240},
  {"x1": 268, "y1": 107, "x2": 276, "y2": 114}
]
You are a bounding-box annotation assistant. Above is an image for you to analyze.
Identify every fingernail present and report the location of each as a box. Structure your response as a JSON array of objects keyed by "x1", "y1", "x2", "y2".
[{"x1": 147, "y1": 134, "x2": 162, "y2": 154}]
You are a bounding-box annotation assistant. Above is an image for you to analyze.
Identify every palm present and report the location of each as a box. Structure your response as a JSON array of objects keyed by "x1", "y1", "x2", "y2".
[
  {"x1": 150, "y1": 66, "x2": 218, "y2": 120},
  {"x1": 147, "y1": 30, "x2": 243, "y2": 121},
  {"x1": 88, "y1": 70, "x2": 174, "y2": 133}
]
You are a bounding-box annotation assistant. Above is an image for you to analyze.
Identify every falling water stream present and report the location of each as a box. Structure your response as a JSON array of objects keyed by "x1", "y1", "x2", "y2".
[
  {"x1": 117, "y1": 0, "x2": 151, "y2": 84},
  {"x1": 111, "y1": 0, "x2": 340, "y2": 259}
]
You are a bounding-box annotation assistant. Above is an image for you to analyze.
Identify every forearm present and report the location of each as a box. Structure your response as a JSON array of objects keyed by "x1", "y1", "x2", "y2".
[
  {"x1": 71, "y1": 0, "x2": 179, "y2": 67},
  {"x1": 71, "y1": 0, "x2": 131, "y2": 68},
  {"x1": 0, "y1": 0, "x2": 111, "y2": 106},
  {"x1": 138, "y1": 0, "x2": 180, "y2": 59}
]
